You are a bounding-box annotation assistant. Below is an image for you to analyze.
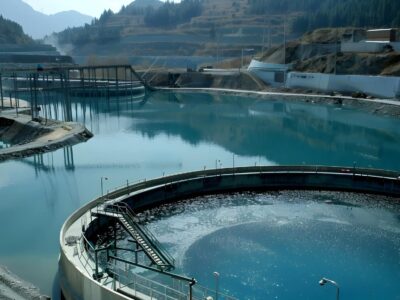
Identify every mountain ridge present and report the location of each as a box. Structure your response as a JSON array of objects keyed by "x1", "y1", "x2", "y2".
[
  {"x1": 53, "y1": 0, "x2": 400, "y2": 61},
  {"x1": 0, "y1": 0, "x2": 93, "y2": 39}
]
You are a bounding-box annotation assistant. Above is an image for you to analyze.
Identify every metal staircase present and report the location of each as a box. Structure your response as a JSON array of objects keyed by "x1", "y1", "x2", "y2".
[{"x1": 94, "y1": 202, "x2": 175, "y2": 271}]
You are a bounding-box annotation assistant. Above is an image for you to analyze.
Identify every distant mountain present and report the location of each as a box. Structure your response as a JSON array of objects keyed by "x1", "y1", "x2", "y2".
[{"x1": 0, "y1": 0, "x2": 93, "y2": 39}]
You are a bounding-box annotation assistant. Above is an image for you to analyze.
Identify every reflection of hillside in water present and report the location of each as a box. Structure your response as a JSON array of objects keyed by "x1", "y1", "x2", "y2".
[
  {"x1": 30, "y1": 91, "x2": 400, "y2": 169},
  {"x1": 122, "y1": 92, "x2": 400, "y2": 169}
]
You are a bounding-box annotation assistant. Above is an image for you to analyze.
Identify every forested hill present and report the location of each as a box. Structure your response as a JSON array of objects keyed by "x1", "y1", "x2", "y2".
[
  {"x1": 0, "y1": 15, "x2": 34, "y2": 44},
  {"x1": 249, "y1": 0, "x2": 400, "y2": 33},
  {"x1": 54, "y1": 0, "x2": 400, "y2": 58}
]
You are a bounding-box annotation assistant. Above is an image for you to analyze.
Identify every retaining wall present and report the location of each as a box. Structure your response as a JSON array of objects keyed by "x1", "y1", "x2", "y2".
[
  {"x1": 341, "y1": 41, "x2": 400, "y2": 53},
  {"x1": 286, "y1": 72, "x2": 400, "y2": 99}
]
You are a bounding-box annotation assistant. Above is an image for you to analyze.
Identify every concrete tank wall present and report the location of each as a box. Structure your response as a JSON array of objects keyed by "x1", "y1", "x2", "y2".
[
  {"x1": 286, "y1": 72, "x2": 400, "y2": 99},
  {"x1": 341, "y1": 41, "x2": 400, "y2": 53},
  {"x1": 59, "y1": 252, "x2": 132, "y2": 300},
  {"x1": 341, "y1": 42, "x2": 385, "y2": 53},
  {"x1": 122, "y1": 172, "x2": 400, "y2": 212},
  {"x1": 59, "y1": 196, "x2": 133, "y2": 300},
  {"x1": 60, "y1": 166, "x2": 400, "y2": 300}
]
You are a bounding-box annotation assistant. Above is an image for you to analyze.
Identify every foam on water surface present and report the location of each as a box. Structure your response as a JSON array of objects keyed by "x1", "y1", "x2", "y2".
[{"x1": 138, "y1": 191, "x2": 400, "y2": 300}]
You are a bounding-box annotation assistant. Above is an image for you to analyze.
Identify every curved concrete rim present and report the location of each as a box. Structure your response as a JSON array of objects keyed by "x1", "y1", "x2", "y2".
[{"x1": 60, "y1": 165, "x2": 400, "y2": 300}]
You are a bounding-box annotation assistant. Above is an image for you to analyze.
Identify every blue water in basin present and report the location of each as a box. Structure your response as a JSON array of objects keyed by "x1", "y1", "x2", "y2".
[
  {"x1": 1, "y1": 91, "x2": 400, "y2": 296},
  {"x1": 144, "y1": 191, "x2": 400, "y2": 300}
]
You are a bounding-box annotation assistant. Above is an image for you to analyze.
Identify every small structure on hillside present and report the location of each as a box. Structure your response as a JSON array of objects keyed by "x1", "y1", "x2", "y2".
[
  {"x1": 366, "y1": 29, "x2": 397, "y2": 42},
  {"x1": 341, "y1": 28, "x2": 400, "y2": 53},
  {"x1": 247, "y1": 60, "x2": 292, "y2": 87}
]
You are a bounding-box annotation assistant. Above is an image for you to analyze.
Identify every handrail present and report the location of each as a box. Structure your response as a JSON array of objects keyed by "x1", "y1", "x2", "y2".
[
  {"x1": 108, "y1": 264, "x2": 187, "y2": 300},
  {"x1": 101, "y1": 165, "x2": 400, "y2": 204},
  {"x1": 193, "y1": 284, "x2": 238, "y2": 300},
  {"x1": 81, "y1": 232, "x2": 96, "y2": 251},
  {"x1": 76, "y1": 235, "x2": 95, "y2": 276},
  {"x1": 107, "y1": 202, "x2": 175, "y2": 267}
]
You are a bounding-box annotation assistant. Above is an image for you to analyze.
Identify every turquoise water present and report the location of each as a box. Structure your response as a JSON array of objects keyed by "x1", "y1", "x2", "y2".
[
  {"x1": 1, "y1": 91, "x2": 400, "y2": 297},
  {"x1": 144, "y1": 191, "x2": 400, "y2": 300}
]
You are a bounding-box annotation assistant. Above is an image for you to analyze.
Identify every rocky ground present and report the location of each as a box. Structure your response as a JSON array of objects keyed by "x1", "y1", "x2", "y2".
[
  {"x1": 259, "y1": 28, "x2": 400, "y2": 76},
  {"x1": 0, "y1": 266, "x2": 46, "y2": 300}
]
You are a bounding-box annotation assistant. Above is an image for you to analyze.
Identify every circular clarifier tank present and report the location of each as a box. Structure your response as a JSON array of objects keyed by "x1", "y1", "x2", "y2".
[{"x1": 137, "y1": 191, "x2": 400, "y2": 300}]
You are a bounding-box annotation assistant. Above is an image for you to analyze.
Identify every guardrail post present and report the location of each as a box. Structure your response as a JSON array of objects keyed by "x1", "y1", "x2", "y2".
[
  {"x1": 94, "y1": 249, "x2": 100, "y2": 280},
  {"x1": 189, "y1": 278, "x2": 196, "y2": 300},
  {"x1": 0, "y1": 73, "x2": 3, "y2": 109},
  {"x1": 133, "y1": 274, "x2": 137, "y2": 296},
  {"x1": 114, "y1": 218, "x2": 118, "y2": 250}
]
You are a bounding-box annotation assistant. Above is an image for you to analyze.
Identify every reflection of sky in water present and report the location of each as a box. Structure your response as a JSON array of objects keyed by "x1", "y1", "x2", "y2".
[
  {"x1": 1, "y1": 91, "x2": 400, "y2": 295},
  {"x1": 143, "y1": 191, "x2": 400, "y2": 300}
]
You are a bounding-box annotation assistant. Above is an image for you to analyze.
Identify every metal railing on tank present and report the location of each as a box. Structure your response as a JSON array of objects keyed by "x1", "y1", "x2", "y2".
[
  {"x1": 106, "y1": 263, "x2": 189, "y2": 300},
  {"x1": 104, "y1": 257, "x2": 237, "y2": 300},
  {"x1": 105, "y1": 202, "x2": 176, "y2": 267},
  {"x1": 78, "y1": 232, "x2": 113, "y2": 280},
  {"x1": 79, "y1": 216, "x2": 238, "y2": 300}
]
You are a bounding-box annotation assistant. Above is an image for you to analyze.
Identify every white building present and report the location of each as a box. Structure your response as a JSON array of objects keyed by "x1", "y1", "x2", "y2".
[{"x1": 247, "y1": 60, "x2": 292, "y2": 87}]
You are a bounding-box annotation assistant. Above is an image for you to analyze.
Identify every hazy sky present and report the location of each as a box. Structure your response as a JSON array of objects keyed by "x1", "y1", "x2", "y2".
[{"x1": 22, "y1": 0, "x2": 144, "y2": 17}]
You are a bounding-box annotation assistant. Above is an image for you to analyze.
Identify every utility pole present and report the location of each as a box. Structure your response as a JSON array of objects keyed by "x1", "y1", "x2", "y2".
[
  {"x1": 283, "y1": 15, "x2": 286, "y2": 65},
  {"x1": 216, "y1": 29, "x2": 220, "y2": 64},
  {"x1": 262, "y1": 15, "x2": 267, "y2": 57},
  {"x1": 268, "y1": 17, "x2": 272, "y2": 49}
]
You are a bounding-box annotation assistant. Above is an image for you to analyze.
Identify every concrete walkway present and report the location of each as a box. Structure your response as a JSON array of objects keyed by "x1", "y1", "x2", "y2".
[
  {"x1": 0, "y1": 112, "x2": 93, "y2": 162},
  {"x1": 159, "y1": 86, "x2": 400, "y2": 106}
]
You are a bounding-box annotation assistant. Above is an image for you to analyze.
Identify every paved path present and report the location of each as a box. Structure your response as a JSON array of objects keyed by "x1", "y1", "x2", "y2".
[{"x1": 158, "y1": 87, "x2": 400, "y2": 107}]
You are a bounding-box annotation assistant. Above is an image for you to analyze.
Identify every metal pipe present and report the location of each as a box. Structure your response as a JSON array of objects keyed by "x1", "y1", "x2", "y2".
[
  {"x1": 319, "y1": 277, "x2": 339, "y2": 300},
  {"x1": 101, "y1": 176, "x2": 108, "y2": 197},
  {"x1": 189, "y1": 278, "x2": 196, "y2": 300},
  {"x1": 94, "y1": 250, "x2": 99, "y2": 280},
  {"x1": 0, "y1": 73, "x2": 3, "y2": 109},
  {"x1": 213, "y1": 272, "x2": 220, "y2": 300},
  {"x1": 108, "y1": 254, "x2": 194, "y2": 283}
]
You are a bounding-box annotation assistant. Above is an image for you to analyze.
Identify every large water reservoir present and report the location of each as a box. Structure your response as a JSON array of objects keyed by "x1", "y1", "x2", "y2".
[{"x1": 1, "y1": 90, "x2": 400, "y2": 298}]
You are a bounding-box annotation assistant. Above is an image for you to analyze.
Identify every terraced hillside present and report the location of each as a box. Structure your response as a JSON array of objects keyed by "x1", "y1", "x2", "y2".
[
  {"x1": 53, "y1": 0, "x2": 400, "y2": 65},
  {"x1": 259, "y1": 28, "x2": 400, "y2": 76},
  {"x1": 53, "y1": 0, "x2": 290, "y2": 60}
]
